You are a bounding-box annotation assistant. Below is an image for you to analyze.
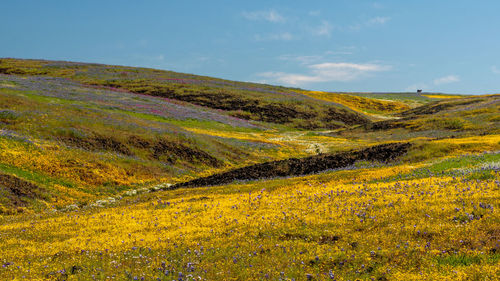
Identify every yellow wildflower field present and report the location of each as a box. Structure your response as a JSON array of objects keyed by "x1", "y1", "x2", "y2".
[
  {"x1": 1, "y1": 58, "x2": 499, "y2": 281},
  {"x1": 0, "y1": 163, "x2": 498, "y2": 280}
]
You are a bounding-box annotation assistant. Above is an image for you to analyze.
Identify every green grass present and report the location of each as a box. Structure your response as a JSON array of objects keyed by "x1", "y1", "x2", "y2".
[
  {"x1": 106, "y1": 108, "x2": 265, "y2": 133},
  {"x1": 435, "y1": 253, "x2": 500, "y2": 267},
  {"x1": 0, "y1": 162, "x2": 76, "y2": 188},
  {"x1": 424, "y1": 152, "x2": 500, "y2": 172},
  {"x1": 1, "y1": 58, "x2": 372, "y2": 129},
  {"x1": 377, "y1": 152, "x2": 500, "y2": 182}
]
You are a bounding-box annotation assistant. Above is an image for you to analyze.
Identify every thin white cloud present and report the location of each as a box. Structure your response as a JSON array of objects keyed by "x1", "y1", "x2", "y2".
[
  {"x1": 278, "y1": 50, "x2": 354, "y2": 65},
  {"x1": 312, "y1": 20, "x2": 334, "y2": 37},
  {"x1": 367, "y1": 16, "x2": 391, "y2": 25},
  {"x1": 242, "y1": 10, "x2": 285, "y2": 23},
  {"x1": 491, "y1": 66, "x2": 500, "y2": 74},
  {"x1": 325, "y1": 49, "x2": 355, "y2": 56},
  {"x1": 258, "y1": 62, "x2": 391, "y2": 86},
  {"x1": 308, "y1": 10, "x2": 321, "y2": 16},
  {"x1": 433, "y1": 75, "x2": 460, "y2": 85},
  {"x1": 278, "y1": 55, "x2": 323, "y2": 64},
  {"x1": 254, "y1": 32, "x2": 294, "y2": 41},
  {"x1": 350, "y1": 16, "x2": 391, "y2": 30}
]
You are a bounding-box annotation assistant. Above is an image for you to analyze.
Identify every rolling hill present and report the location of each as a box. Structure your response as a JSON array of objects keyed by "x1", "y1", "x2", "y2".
[{"x1": 0, "y1": 58, "x2": 498, "y2": 280}]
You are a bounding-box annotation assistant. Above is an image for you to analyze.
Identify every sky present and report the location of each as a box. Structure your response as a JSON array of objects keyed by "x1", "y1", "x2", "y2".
[{"x1": 1, "y1": 0, "x2": 499, "y2": 94}]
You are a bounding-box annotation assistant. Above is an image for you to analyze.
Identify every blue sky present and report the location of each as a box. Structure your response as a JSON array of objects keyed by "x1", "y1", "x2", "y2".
[{"x1": 1, "y1": 0, "x2": 499, "y2": 94}]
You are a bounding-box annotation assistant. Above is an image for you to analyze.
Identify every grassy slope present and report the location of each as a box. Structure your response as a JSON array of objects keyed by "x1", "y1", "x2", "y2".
[
  {"x1": 0, "y1": 74, "x2": 324, "y2": 211},
  {"x1": 0, "y1": 59, "x2": 499, "y2": 280},
  {"x1": 0, "y1": 144, "x2": 498, "y2": 280},
  {"x1": 0, "y1": 58, "x2": 371, "y2": 130},
  {"x1": 301, "y1": 91, "x2": 411, "y2": 120},
  {"x1": 339, "y1": 94, "x2": 500, "y2": 142},
  {"x1": 0, "y1": 59, "x2": 388, "y2": 212}
]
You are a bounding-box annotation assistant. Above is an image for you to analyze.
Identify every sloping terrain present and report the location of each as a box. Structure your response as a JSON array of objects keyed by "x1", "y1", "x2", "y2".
[
  {"x1": 302, "y1": 90, "x2": 411, "y2": 118},
  {"x1": 0, "y1": 58, "x2": 371, "y2": 129},
  {"x1": 1, "y1": 59, "x2": 498, "y2": 212},
  {"x1": 0, "y1": 59, "x2": 395, "y2": 211},
  {"x1": 173, "y1": 142, "x2": 410, "y2": 188},
  {"x1": 0, "y1": 58, "x2": 499, "y2": 280},
  {"x1": 0, "y1": 138, "x2": 498, "y2": 280},
  {"x1": 340, "y1": 94, "x2": 500, "y2": 141},
  {"x1": 0, "y1": 74, "x2": 284, "y2": 211}
]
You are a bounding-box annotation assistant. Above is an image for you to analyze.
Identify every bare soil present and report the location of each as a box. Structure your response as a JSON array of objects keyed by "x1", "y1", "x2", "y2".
[
  {"x1": 169, "y1": 142, "x2": 411, "y2": 189},
  {"x1": 0, "y1": 173, "x2": 46, "y2": 207}
]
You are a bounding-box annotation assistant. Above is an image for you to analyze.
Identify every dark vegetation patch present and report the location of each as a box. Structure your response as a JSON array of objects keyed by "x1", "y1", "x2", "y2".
[
  {"x1": 279, "y1": 233, "x2": 341, "y2": 245},
  {"x1": 364, "y1": 117, "x2": 468, "y2": 132},
  {"x1": 323, "y1": 108, "x2": 370, "y2": 126},
  {"x1": 187, "y1": 196, "x2": 211, "y2": 202},
  {"x1": 0, "y1": 58, "x2": 372, "y2": 129},
  {"x1": 127, "y1": 135, "x2": 223, "y2": 167},
  {"x1": 57, "y1": 133, "x2": 133, "y2": 156},
  {"x1": 0, "y1": 173, "x2": 47, "y2": 208},
  {"x1": 362, "y1": 96, "x2": 499, "y2": 134},
  {"x1": 170, "y1": 142, "x2": 411, "y2": 189},
  {"x1": 363, "y1": 99, "x2": 483, "y2": 132},
  {"x1": 151, "y1": 138, "x2": 223, "y2": 167},
  {"x1": 399, "y1": 98, "x2": 484, "y2": 117},
  {"x1": 97, "y1": 80, "x2": 370, "y2": 129},
  {"x1": 0, "y1": 109, "x2": 21, "y2": 125},
  {"x1": 56, "y1": 131, "x2": 223, "y2": 168},
  {"x1": 364, "y1": 119, "x2": 407, "y2": 131}
]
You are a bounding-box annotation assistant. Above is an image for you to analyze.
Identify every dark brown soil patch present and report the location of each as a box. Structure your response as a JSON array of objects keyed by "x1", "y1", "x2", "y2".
[
  {"x1": 152, "y1": 139, "x2": 223, "y2": 167},
  {"x1": 324, "y1": 108, "x2": 371, "y2": 126},
  {"x1": 58, "y1": 132, "x2": 223, "y2": 167},
  {"x1": 0, "y1": 173, "x2": 47, "y2": 207},
  {"x1": 169, "y1": 142, "x2": 411, "y2": 189},
  {"x1": 364, "y1": 119, "x2": 408, "y2": 131},
  {"x1": 126, "y1": 135, "x2": 153, "y2": 149},
  {"x1": 58, "y1": 134, "x2": 133, "y2": 156},
  {"x1": 95, "y1": 81, "x2": 370, "y2": 128}
]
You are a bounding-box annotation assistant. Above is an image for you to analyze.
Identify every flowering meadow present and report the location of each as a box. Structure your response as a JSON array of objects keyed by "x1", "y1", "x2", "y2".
[
  {"x1": 0, "y1": 58, "x2": 499, "y2": 280},
  {"x1": 0, "y1": 153, "x2": 498, "y2": 280}
]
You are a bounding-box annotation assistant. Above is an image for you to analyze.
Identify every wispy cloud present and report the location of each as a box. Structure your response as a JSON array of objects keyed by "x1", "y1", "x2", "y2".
[
  {"x1": 433, "y1": 75, "x2": 460, "y2": 85},
  {"x1": 258, "y1": 62, "x2": 391, "y2": 86},
  {"x1": 254, "y1": 32, "x2": 294, "y2": 41},
  {"x1": 367, "y1": 16, "x2": 391, "y2": 25},
  {"x1": 406, "y1": 74, "x2": 460, "y2": 92},
  {"x1": 491, "y1": 66, "x2": 500, "y2": 74},
  {"x1": 311, "y1": 20, "x2": 334, "y2": 37},
  {"x1": 350, "y1": 16, "x2": 391, "y2": 30},
  {"x1": 278, "y1": 54, "x2": 323, "y2": 64},
  {"x1": 308, "y1": 10, "x2": 321, "y2": 16},
  {"x1": 242, "y1": 10, "x2": 285, "y2": 23},
  {"x1": 278, "y1": 49, "x2": 355, "y2": 65}
]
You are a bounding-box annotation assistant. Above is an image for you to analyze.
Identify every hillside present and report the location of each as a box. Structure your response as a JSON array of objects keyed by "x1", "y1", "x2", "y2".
[
  {"x1": 0, "y1": 58, "x2": 371, "y2": 130},
  {"x1": 0, "y1": 58, "x2": 499, "y2": 280}
]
